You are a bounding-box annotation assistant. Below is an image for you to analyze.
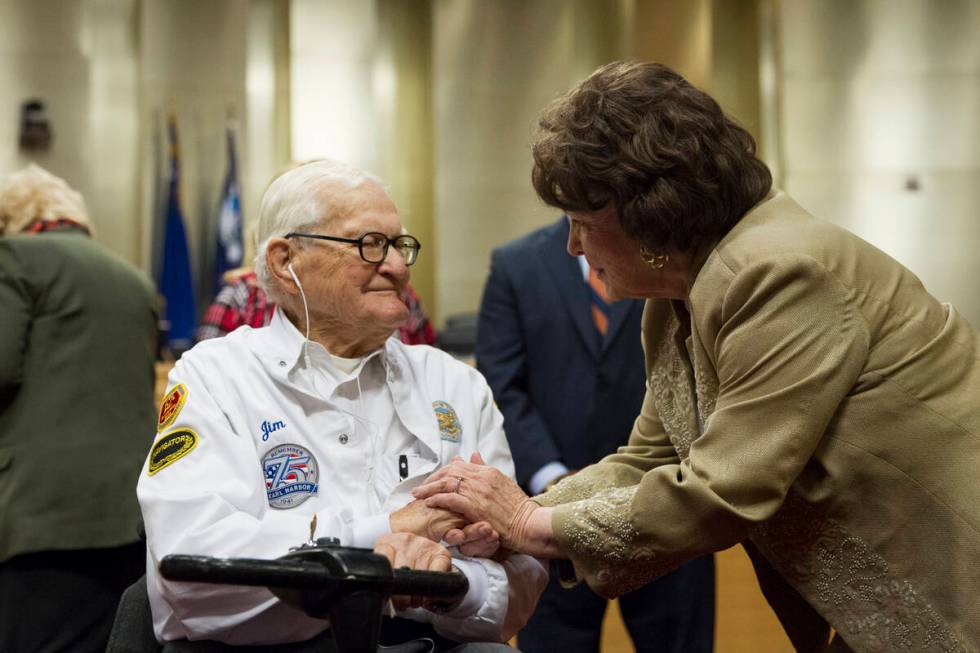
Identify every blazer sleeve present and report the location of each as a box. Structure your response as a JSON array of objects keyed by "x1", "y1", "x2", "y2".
[
  {"x1": 0, "y1": 243, "x2": 30, "y2": 392},
  {"x1": 546, "y1": 254, "x2": 870, "y2": 598},
  {"x1": 476, "y1": 248, "x2": 564, "y2": 488}
]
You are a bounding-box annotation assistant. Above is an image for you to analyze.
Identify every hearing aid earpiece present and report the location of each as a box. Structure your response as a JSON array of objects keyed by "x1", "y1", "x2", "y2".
[
  {"x1": 287, "y1": 261, "x2": 313, "y2": 358},
  {"x1": 287, "y1": 262, "x2": 303, "y2": 289}
]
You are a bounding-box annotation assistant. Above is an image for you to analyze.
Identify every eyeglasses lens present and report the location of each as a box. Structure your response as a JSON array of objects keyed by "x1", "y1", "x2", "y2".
[
  {"x1": 394, "y1": 236, "x2": 419, "y2": 266},
  {"x1": 360, "y1": 233, "x2": 387, "y2": 263},
  {"x1": 358, "y1": 233, "x2": 420, "y2": 265}
]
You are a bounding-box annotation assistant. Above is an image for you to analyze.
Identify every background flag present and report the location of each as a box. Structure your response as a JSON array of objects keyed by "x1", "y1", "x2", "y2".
[
  {"x1": 212, "y1": 126, "x2": 243, "y2": 293},
  {"x1": 159, "y1": 115, "x2": 197, "y2": 352}
]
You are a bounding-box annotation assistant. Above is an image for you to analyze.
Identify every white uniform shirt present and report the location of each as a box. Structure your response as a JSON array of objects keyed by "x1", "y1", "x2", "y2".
[{"x1": 138, "y1": 310, "x2": 547, "y2": 645}]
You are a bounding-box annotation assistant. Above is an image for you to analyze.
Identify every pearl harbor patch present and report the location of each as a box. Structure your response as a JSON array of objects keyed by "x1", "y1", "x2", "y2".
[
  {"x1": 262, "y1": 443, "x2": 320, "y2": 509},
  {"x1": 148, "y1": 429, "x2": 198, "y2": 475},
  {"x1": 433, "y1": 400, "x2": 462, "y2": 442},
  {"x1": 158, "y1": 384, "x2": 188, "y2": 432}
]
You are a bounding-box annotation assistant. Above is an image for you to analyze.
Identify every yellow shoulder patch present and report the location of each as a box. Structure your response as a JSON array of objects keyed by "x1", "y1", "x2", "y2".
[
  {"x1": 157, "y1": 384, "x2": 188, "y2": 431},
  {"x1": 148, "y1": 428, "x2": 198, "y2": 476}
]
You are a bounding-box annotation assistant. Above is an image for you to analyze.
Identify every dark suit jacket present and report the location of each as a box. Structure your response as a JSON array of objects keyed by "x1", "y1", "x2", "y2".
[
  {"x1": 0, "y1": 227, "x2": 159, "y2": 562},
  {"x1": 476, "y1": 217, "x2": 646, "y2": 488}
]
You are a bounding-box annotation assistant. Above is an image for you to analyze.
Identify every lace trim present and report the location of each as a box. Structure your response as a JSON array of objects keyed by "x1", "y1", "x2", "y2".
[
  {"x1": 753, "y1": 494, "x2": 963, "y2": 652},
  {"x1": 556, "y1": 485, "x2": 686, "y2": 596},
  {"x1": 534, "y1": 467, "x2": 608, "y2": 506},
  {"x1": 693, "y1": 361, "x2": 718, "y2": 426},
  {"x1": 648, "y1": 312, "x2": 698, "y2": 460}
]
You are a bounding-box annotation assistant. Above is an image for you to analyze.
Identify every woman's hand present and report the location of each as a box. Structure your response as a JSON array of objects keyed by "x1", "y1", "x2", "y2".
[{"x1": 412, "y1": 453, "x2": 561, "y2": 557}]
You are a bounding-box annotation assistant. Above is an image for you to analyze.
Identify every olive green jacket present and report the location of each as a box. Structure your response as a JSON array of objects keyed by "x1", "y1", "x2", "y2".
[
  {"x1": 537, "y1": 192, "x2": 980, "y2": 652},
  {"x1": 0, "y1": 228, "x2": 158, "y2": 562}
]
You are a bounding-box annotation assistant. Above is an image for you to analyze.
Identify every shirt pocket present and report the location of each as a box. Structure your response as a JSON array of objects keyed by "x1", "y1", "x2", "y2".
[{"x1": 381, "y1": 452, "x2": 439, "y2": 504}]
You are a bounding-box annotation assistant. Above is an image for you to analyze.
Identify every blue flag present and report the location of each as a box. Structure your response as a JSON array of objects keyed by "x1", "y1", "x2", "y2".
[
  {"x1": 213, "y1": 127, "x2": 243, "y2": 294},
  {"x1": 159, "y1": 116, "x2": 197, "y2": 352}
]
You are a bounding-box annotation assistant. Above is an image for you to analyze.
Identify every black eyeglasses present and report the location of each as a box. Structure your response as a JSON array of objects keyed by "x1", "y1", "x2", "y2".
[{"x1": 285, "y1": 231, "x2": 421, "y2": 266}]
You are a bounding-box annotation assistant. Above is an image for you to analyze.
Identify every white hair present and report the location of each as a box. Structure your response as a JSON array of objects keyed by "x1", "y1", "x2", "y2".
[
  {"x1": 0, "y1": 164, "x2": 91, "y2": 236},
  {"x1": 254, "y1": 159, "x2": 383, "y2": 304}
]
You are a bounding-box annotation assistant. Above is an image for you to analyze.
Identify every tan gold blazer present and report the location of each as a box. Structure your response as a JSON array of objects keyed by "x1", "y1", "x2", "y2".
[{"x1": 537, "y1": 192, "x2": 980, "y2": 652}]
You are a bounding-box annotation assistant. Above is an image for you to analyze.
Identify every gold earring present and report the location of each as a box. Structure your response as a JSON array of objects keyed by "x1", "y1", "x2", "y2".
[{"x1": 639, "y1": 246, "x2": 669, "y2": 270}]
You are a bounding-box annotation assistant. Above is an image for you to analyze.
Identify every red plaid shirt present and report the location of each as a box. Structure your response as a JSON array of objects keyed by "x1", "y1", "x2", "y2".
[{"x1": 197, "y1": 269, "x2": 436, "y2": 346}]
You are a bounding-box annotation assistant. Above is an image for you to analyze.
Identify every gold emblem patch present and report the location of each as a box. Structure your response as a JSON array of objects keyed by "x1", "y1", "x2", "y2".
[
  {"x1": 433, "y1": 401, "x2": 462, "y2": 442},
  {"x1": 158, "y1": 384, "x2": 188, "y2": 431},
  {"x1": 148, "y1": 428, "x2": 198, "y2": 475}
]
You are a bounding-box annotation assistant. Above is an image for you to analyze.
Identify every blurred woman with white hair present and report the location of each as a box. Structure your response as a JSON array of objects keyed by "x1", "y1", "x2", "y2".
[{"x1": 0, "y1": 164, "x2": 159, "y2": 652}]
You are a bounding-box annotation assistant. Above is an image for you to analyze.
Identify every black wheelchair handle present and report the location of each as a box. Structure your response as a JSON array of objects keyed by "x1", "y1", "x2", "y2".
[
  {"x1": 160, "y1": 555, "x2": 332, "y2": 588},
  {"x1": 391, "y1": 565, "x2": 469, "y2": 597},
  {"x1": 160, "y1": 554, "x2": 468, "y2": 598}
]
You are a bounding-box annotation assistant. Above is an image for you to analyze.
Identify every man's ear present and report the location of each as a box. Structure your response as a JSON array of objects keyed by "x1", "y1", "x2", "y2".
[{"x1": 266, "y1": 237, "x2": 299, "y2": 295}]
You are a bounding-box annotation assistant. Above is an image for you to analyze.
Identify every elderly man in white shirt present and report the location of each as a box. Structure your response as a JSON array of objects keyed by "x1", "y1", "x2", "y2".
[{"x1": 138, "y1": 159, "x2": 547, "y2": 651}]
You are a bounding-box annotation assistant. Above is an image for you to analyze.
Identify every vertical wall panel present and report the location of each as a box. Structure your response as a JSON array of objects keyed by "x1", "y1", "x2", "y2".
[
  {"x1": 139, "y1": 0, "x2": 247, "y2": 300},
  {"x1": 432, "y1": 0, "x2": 624, "y2": 324},
  {"x1": 245, "y1": 0, "x2": 292, "y2": 260},
  {"x1": 289, "y1": 0, "x2": 379, "y2": 172},
  {"x1": 0, "y1": 0, "x2": 140, "y2": 262},
  {"x1": 376, "y1": 0, "x2": 435, "y2": 316},
  {"x1": 771, "y1": 0, "x2": 980, "y2": 325}
]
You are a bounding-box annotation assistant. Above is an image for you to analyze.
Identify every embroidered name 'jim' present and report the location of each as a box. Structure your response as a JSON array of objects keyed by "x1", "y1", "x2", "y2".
[{"x1": 262, "y1": 443, "x2": 319, "y2": 509}]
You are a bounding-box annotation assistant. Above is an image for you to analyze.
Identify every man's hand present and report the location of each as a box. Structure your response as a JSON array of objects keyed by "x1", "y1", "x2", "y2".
[
  {"x1": 373, "y1": 532, "x2": 455, "y2": 611},
  {"x1": 390, "y1": 499, "x2": 465, "y2": 542}
]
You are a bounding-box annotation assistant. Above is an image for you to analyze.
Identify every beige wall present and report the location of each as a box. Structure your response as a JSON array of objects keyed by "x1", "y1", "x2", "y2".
[
  {"x1": 245, "y1": 0, "x2": 292, "y2": 259},
  {"x1": 0, "y1": 0, "x2": 287, "y2": 294},
  {"x1": 0, "y1": 0, "x2": 141, "y2": 262},
  {"x1": 766, "y1": 0, "x2": 980, "y2": 326},
  {"x1": 139, "y1": 0, "x2": 248, "y2": 303},
  {"x1": 431, "y1": 0, "x2": 618, "y2": 324}
]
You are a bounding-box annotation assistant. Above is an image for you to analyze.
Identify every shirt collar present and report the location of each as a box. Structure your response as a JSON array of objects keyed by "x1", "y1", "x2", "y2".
[
  {"x1": 261, "y1": 307, "x2": 398, "y2": 379},
  {"x1": 253, "y1": 310, "x2": 436, "y2": 455},
  {"x1": 263, "y1": 308, "x2": 307, "y2": 370}
]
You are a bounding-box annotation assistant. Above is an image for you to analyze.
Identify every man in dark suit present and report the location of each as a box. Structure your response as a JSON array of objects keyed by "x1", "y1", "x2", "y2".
[{"x1": 476, "y1": 216, "x2": 715, "y2": 653}]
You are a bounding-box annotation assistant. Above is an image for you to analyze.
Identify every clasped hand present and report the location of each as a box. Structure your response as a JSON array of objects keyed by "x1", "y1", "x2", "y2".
[
  {"x1": 389, "y1": 491, "x2": 499, "y2": 558},
  {"x1": 378, "y1": 453, "x2": 548, "y2": 610},
  {"x1": 411, "y1": 453, "x2": 541, "y2": 553}
]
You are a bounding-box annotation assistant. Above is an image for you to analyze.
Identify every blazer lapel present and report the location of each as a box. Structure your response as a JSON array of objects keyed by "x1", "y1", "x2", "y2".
[{"x1": 541, "y1": 219, "x2": 599, "y2": 358}]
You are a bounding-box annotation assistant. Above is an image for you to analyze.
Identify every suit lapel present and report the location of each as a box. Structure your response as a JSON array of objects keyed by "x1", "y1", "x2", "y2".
[{"x1": 541, "y1": 219, "x2": 599, "y2": 358}]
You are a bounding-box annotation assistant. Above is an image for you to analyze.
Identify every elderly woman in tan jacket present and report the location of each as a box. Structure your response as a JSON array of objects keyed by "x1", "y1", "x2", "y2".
[{"x1": 415, "y1": 61, "x2": 980, "y2": 653}]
